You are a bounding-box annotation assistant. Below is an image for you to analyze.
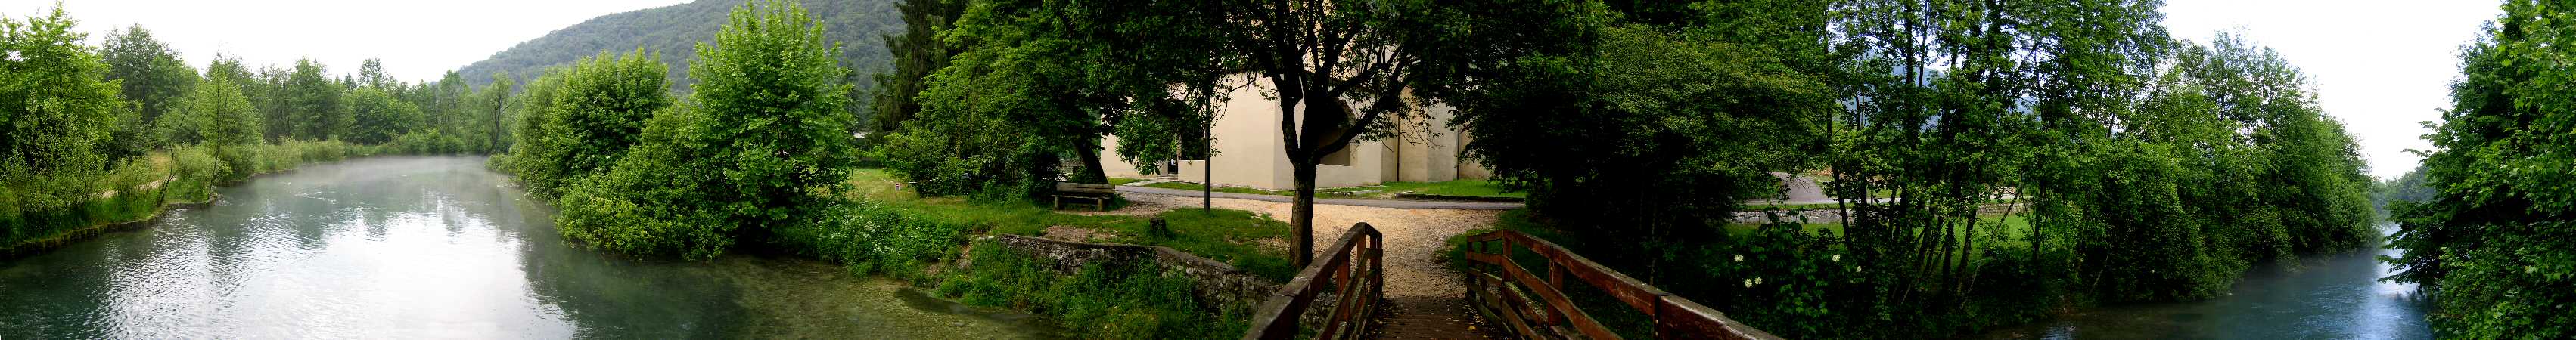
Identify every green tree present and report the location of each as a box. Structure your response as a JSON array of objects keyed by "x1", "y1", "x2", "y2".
[
  {"x1": 1450, "y1": 17, "x2": 1832, "y2": 274},
  {"x1": 884, "y1": 0, "x2": 1232, "y2": 201},
  {"x1": 190, "y1": 76, "x2": 262, "y2": 178},
  {"x1": 357, "y1": 58, "x2": 394, "y2": 90},
  {"x1": 556, "y1": 1, "x2": 859, "y2": 259},
  {"x1": 284, "y1": 58, "x2": 349, "y2": 140},
  {"x1": 0, "y1": 5, "x2": 126, "y2": 208},
  {"x1": 512, "y1": 50, "x2": 670, "y2": 198},
  {"x1": 473, "y1": 73, "x2": 516, "y2": 153},
  {"x1": 2386, "y1": 1, "x2": 2576, "y2": 337},
  {"x1": 250, "y1": 64, "x2": 293, "y2": 142},
  {"x1": 1210, "y1": 0, "x2": 1591, "y2": 265},
  {"x1": 347, "y1": 87, "x2": 420, "y2": 144},
  {"x1": 866, "y1": 0, "x2": 965, "y2": 138},
  {"x1": 98, "y1": 24, "x2": 197, "y2": 159}
]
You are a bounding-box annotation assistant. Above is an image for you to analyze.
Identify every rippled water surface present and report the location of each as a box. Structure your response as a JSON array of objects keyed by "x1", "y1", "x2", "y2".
[
  {"x1": 1972, "y1": 224, "x2": 2432, "y2": 340},
  {"x1": 0, "y1": 156, "x2": 1052, "y2": 339}
]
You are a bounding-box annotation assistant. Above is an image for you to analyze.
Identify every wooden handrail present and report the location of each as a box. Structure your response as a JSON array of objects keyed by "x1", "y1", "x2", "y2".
[
  {"x1": 1243, "y1": 223, "x2": 1384, "y2": 340},
  {"x1": 1462, "y1": 230, "x2": 1784, "y2": 340}
]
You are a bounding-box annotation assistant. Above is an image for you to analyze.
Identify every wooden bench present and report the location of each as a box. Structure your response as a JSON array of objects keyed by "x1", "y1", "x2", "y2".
[{"x1": 1052, "y1": 182, "x2": 1117, "y2": 212}]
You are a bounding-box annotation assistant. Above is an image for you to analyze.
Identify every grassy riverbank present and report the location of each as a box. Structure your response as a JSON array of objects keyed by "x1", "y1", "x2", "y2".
[
  {"x1": 2, "y1": 141, "x2": 378, "y2": 255},
  {"x1": 736, "y1": 168, "x2": 1296, "y2": 339}
]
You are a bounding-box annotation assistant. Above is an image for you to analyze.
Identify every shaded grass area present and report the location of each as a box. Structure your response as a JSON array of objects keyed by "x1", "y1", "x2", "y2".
[
  {"x1": 1378, "y1": 179, "x2": 1525, "y2": 199},
  {"x1": 775, "y1": 169, "x2": 1308, "y2": 338},
  {"x1": 847, "y1": 168, "x2": 1295, "y2": 279},
  {"x1": 936, "y1": 242, "x2": 1251, "y2": 340},
  {"x1": 1107, "y1": 178, "x2": 1148, "y2": 186}
]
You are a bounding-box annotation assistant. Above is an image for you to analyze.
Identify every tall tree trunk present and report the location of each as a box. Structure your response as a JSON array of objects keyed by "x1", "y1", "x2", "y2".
[
  {"x1": 1291, "y1": 158, "x2": 1318, "y2": 268},
  {"x1": 1074, "y1": 137, "x2": 1108, "y2": 184}
]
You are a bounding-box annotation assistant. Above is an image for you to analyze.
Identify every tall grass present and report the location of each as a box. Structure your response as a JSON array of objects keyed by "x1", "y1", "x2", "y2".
[
  {"x1": 936, "y1": 243, "x2": 1251, "y2": 340},
  {"x1": 3, "y1": 140, "x2": 378, "y2": 252}
]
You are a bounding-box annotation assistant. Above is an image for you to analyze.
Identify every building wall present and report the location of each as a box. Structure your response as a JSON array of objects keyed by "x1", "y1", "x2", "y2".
[{"x1": 1098, "y1": 76, "x2": 1487, "y2": 190}]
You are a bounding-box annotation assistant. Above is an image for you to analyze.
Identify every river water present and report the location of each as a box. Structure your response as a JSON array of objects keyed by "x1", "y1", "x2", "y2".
[
  {"x1": 0, "y1": 156, "x2": 1053, "y2": 339},
  {"x1": 1972, "y1": 224, "x2": 2433, "y2": 340}
]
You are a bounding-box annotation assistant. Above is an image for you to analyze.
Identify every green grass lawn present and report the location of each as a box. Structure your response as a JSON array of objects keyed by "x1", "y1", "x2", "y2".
[
  {"x1": 1375, "y1": 179, "x2": 1526, "y2": 199},
  {"x1": 1140, "y1": 181, "x2": 1286, "y2": 196},
  {"x1": 846, "y1": 169, "x2": 1294, "y2": 280},
  {"x1": 1108, "y1": 178, "x2": 1148, "y2": 186}
]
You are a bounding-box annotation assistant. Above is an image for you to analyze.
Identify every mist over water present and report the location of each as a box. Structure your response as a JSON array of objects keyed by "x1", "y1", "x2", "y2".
[{"x1": 0, "y1": 156, "x2": 1052, "y2": 339}]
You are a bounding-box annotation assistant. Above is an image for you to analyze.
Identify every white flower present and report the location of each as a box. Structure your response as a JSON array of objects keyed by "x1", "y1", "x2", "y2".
[
  {"x1": 1855, "y1": 266, "x2": 1864, "y2": 273},
  {"x1": 1753, "y1": 277, "x2": 1763, "y2": 285},
  {"x1": 1733, "y1": 255, "x2": 1745, "y2": 262},
  {"x1": 1742, "y1": 279, "x2": 1754, "y2": 288},
  {"x1": 1831, "y1": 254, "x2": 1841, "y2": 262}
]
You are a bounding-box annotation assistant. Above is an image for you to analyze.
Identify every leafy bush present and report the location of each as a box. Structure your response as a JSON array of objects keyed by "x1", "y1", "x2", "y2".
[
  {"x1": 768, "y1": 201, "x2": 973, "y2": 278},
  {"x1": 2387, "y1": 2, "x2": 2576, "y2": 337},
  {"x1": 937, "y1": 242, "x2": 1248, "y2": 340},
  {"x1": 163, "y1": 145, "x2": 223, "y2": 203},
  {"x1": 548, "y1": 1, "x2": 860, "y2": 259},
  {"x1": 502, "y1": 50, "x2": 670, "y2": 199}
]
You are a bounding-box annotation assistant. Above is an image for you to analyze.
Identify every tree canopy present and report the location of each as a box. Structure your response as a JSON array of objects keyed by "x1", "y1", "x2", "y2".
[
  {"x1": 555, "y1": 1, "x2": 860, "y2": 259},
  {"x1": 2386, "y1": 1, "x2": 2576, "y2": 337}
]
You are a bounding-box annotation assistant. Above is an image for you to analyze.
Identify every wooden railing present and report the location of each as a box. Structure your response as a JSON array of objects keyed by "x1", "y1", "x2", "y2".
[
  {"x1": 1461, "y1": 230, "x2": 1784, "y2": 340},
  {"x1": 1243, "y1": 223, "x2": 1384, "y2": 340}
]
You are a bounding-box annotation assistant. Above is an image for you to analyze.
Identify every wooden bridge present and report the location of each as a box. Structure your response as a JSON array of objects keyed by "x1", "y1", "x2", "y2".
[{"x1": 1243, "y1": 224, "x2": 1783, "y2": 340}]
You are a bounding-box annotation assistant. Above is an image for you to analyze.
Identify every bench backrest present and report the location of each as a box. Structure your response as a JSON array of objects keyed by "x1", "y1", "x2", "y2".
[{"x1": 1055, "y1": 182, "x2": 1117, "y2": 194}]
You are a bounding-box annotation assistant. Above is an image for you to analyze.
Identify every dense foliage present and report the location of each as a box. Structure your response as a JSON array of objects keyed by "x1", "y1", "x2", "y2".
[
  {"x1": 1, "y1": 4, "x2": 517, "y2": 253},
  {"x1": 504, "y1": 50, "x2": 671, "y2": 199},
  {"x1": 554, "y1": 1, "x2": 861, "y2": 259},
  {"x1": 1438, "y1": 1, "x2": 2379, "y2": 338},
  {"x1": 864, "y1": 0, "x2": 964, "y2": 138},
  {"x1": 98, "y1": 25, "x2": 196, "y2": 162},
  {"x1": 935, "y1": 242, "x2": 1250, "y2": 340},
  {"x1": 1450, "y1": 15, "x2": 1832, "y2": 263},
  {"x1": 2386, "y1": 1, "x2": 2576, "y2": 337}
]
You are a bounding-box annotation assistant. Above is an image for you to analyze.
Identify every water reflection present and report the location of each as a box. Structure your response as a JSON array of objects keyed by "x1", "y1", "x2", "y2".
[
  {"x1": 1975, "y1": 224, "x2": 2432, "y2": 340},
  {"x1": 0, "y1": 156, "x2": 1049, "y2": 339}
]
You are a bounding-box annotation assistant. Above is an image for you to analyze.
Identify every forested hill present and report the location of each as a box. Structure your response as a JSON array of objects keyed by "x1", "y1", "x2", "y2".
[{"x1": 455, "y1": 0, "x2": 901, "y2": 93}]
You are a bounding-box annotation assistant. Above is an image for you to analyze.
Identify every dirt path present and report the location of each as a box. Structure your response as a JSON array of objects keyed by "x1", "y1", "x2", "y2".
[{"x1": 1117, "y1": 193, "x2": 1500, "y2": 339}]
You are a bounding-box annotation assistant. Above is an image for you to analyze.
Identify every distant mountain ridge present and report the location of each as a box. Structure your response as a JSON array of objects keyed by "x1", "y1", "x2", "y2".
[{"x1": 455, "y1": 0, "x2": 903, "y2": 95}]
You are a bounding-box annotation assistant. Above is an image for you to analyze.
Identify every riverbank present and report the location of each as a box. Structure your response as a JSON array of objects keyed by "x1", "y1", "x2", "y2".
[
  {"x1": 2, "y1": 141, "x2": 376, "y2": 258},
  {"x1": 0, "y1": 156, "x2": 1062, "y2": 338}
]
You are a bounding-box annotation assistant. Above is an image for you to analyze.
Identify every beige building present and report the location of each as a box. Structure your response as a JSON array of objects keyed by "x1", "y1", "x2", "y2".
[{"x1": 1101, "y1": 79, "x2": 1492, "y2": 191}]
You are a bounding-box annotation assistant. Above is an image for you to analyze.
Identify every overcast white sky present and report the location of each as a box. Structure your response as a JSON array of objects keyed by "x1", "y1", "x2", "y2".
[
  {"x1": 2161, "y1": 0, "x2": 2500, "y2": 178},
  {"x1": 6, "y1": 0, "x2": 2504, "y2": 178},
  {"x1": 4, "y1": 0, "x2": 686, "y2": 82}
]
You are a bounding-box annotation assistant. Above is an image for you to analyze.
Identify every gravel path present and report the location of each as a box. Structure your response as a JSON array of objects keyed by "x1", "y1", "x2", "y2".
[{"x1": 1118, "y1": 193, "x2": 1500, "y2": 338}]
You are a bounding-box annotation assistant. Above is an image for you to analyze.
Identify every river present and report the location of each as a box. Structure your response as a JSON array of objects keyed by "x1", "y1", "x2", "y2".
[
  {"x1": 1972, "y1": 224, "x2": 2433, "y2": 340},
  {"x1": 0, "y1": 156, "x2": 1054, "y2": 339}
]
